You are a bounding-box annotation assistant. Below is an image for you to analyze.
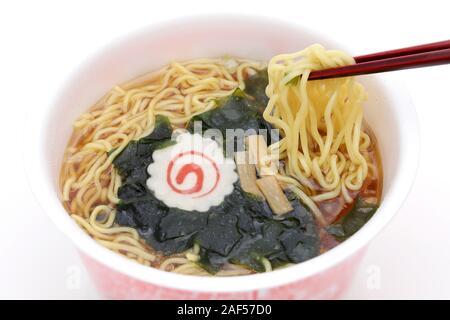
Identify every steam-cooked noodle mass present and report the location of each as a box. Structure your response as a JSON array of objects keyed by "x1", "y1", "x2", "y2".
[{"x1": 60, "y1": 45, "x2": 382, "y2": 275}]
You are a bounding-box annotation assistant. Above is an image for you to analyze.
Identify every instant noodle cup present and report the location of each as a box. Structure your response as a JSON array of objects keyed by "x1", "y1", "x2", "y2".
[{"x1": 25, "y1": 15, "x2": 420, "y2": 299}]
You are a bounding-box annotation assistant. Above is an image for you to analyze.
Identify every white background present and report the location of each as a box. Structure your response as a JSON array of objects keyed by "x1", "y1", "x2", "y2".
[{"x1": 0, "y1": 0, "x2": 449, "y2": 299}]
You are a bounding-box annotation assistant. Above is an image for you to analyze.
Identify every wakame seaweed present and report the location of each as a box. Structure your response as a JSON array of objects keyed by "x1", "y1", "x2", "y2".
[
  {"x1": 326, "y1": 197, "x2": 379, "y2": 242},
  {"x1": 187, "y1": 87, "x2": 272, "y2": 136},
  {"x1": 244, "y1": 68, "x2": 269, "y2": 111},
  {"x1": 112, "y1": 77, "x2": 321, "y2": 273},
  {"x1": 187, "y1": 85, "x2": 276, "y2": 155}
]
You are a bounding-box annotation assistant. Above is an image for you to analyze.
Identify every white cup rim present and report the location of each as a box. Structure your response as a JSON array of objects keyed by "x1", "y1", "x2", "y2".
[{"x1": 24, "y1": 14, "x2": 420, "y2": 292}]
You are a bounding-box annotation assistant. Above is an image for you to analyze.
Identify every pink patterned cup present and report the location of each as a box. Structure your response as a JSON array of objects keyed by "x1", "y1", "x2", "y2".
[{"x1": 25, "y1": 15, "x2": 420, "y2": 299}]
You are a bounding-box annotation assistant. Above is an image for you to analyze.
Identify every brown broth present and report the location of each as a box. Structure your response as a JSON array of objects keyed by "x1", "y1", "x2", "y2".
[
  {"x1": 318, "y1": 126, "x2": 383, "y2": 252},
  {"x1": 58, "y1": 61, "x2": 383, "y2": 273}
]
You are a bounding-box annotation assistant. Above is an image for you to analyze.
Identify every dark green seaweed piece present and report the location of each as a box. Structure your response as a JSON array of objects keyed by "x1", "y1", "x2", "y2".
[
  {"x1": 157, "y1": 210, "x2": 208, "y2": 241},
  {"x1": 196, "y1": 213, "x2": 242, "y2": 256},
  {"x1": 141, "y1": 115, "x2": 173, "y2": 141},
  {"x1": 191, "y1": 89, "x2": 261, "y2": 135},
  {"x1": 116, "y1": 198, "x2": 166, "y2": 230},
  {"x1": 186, "y1": 88, "x2": 273, "y2": 156},
  {"x1": 117, "y1": 181, "x2": 148, "y2": 202},
  {"x1": 112, "y1": 117, "x2": 173, "y2": 178},
  {"x1": 326, "y1": 197, "x2": 378, "y2": 242},
  {"x1": 196, "y1": 248, "x2": 226, "y2": 274},
  {"x1": 147, "y1": 232, "x2": 197, "y2": 255},
  {"x1": 229, "y1": 222, "x2": 285, "y2": 273},
  {"x1": 229, "y1": 239, "x2": 275, "y2": 272},
  {"x1": 244, "y1": 68, "x2": 269, "y2": 111},
  {"x1": 112, "y1": 141, "x2": 142, "y2": 177}
]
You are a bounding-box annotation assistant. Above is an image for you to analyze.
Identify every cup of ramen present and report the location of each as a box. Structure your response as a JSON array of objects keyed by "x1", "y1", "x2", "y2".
[{"x1": 25, "y1": 15, "x2": 420, "y2": 299}]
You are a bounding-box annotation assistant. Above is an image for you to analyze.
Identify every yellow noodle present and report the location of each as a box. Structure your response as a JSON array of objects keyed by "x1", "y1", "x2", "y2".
[{"x1": 265, "y1": 44, "x2": 371, "y2": 222}]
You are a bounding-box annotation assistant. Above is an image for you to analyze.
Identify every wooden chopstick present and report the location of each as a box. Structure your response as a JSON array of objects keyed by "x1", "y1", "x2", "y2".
[
  {"x1": 308, "y1": 40, "x2": 450, "y2": 80},
  {"x1": 354, "y1": 40, "x2": 450, "y2": 63}
]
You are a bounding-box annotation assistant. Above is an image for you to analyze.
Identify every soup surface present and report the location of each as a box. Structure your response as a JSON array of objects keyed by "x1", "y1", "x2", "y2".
[{"x1": 60, "y1": 48, "x2": 382, "y2": 276}]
